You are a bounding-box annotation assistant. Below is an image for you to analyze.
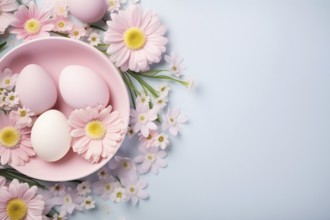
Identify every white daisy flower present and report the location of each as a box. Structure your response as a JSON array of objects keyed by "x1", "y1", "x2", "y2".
[
  {"x1": 4, "y1": 91, "x2": 19, "y2": 108},
  {"x1": 49, "y1": 183, "x2": 66, "y2": 196},
  {"x1": 93, "y1": 176, "x2": 121, "y2": 200},
  {"x1": 106, "y1": 0, "x2": 121, "y2": 12},
  {"x1": 162, "y1": 108, "x2": 187, "y2": 136},
  {"x1": 81, "y1": 196, "x2": 95, "y2": 209},
  {"x1": 157, "y1": 84, "x2": 170, "y2": 97},
  {"x1": 135, "y1": 93, "x2": 150, "y2": 106},
  {"x1": 88, "y1": 32, "x2": 101, "y2": 46},
  {"x1": 165, "y1": 52, "x2": 186, "y2": 77},
  {"x1": 130, "y1": 104, "x2": 158, "y2": 137},
  {"x1": 97, "y1": 167, "x2": 110, "y2": 180},
  {"x1": 69, "y1": 25, "x2": 86, "y2": 40},
  {"x1": 154, "y1": 96, "x2": 168, "y2": 110},
  {"x1": 109, "y1": 156, "x2": 137, "y2": 185},
  {"x1": 0, "y1": 68, "x2": 18, "y2": 90},
  {"x1": 135, "y1": 145, "x2": 167, "y2": 175},
  {"x1": 124, "y1": 179, "x2": 149, "y2": 206},
  {"x1": 53, "y1": 16, "x2": 73, "y2": 33},
  {"x1": 154, "y1": 133, "x2": 169, "y2": 150},
  {"x1": 9, "y1": 107, "x2": 34, "y2": 128},
  {"x1": 110, "y1": 187, "x2": 127, "y2": 203},
  {"x1": 77, "y1": 181, "x2": 91, "y2": 196}
]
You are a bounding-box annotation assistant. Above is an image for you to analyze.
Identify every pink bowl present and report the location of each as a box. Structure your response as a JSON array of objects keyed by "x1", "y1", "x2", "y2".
[{"x1": 0, "y1": 37, "x2": 130, "y2": 181}]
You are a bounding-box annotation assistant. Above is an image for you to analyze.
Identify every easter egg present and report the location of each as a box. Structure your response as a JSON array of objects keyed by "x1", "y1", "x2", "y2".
[
  {"x1": 67, "y1": 0, "x2": 107, "y2": 23},
  {"x1": 59, "y1": 65, "x2": 110, "y2": 109},
  {"x1": 31, "y1": 110, "x2": 72, "y2": 162},
  {"x1": 15, "y1": 64, "x2": 57, "y2": 115}
]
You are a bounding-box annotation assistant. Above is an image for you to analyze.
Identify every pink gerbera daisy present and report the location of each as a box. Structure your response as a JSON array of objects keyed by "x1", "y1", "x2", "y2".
[
  {"x1": 11, "y1": 2, "x2": 54, "y2": 42},
  {"x1": 0, "y1": 113, "x2": 35, "y2": 166},
  {"x1": 68, "y1": 105, "x2": 126, "y2": 164},
  {"x1": 0, "y1": 179, "x2": 45, "y2": 220},
  {"x1": 104, "y1": 6, "x2": 168, "y2": 72}
]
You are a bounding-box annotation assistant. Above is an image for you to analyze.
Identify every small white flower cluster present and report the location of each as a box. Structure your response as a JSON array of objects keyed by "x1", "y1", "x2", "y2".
[
  {"x1": 129, "y1": 83, "x2": 188, "y2": 174},
  {"x1": 49, "y1": 0, "x2": 102, "y2": 46},
  {"x1": 40, "y1": 181, "x2": 95, "y2": 219},
  {"x1": 94, "y1": 163, "x2": 149, "y2": 206},
  {"x1": 0, "y1": 68, "x2": 35, "y2": 128},
  {"x1": 41, "y1": 159, "x2": 149, "y2": 219},
  {"x1": 0, "y1": 68, "x2": 19, "y2": 111}
]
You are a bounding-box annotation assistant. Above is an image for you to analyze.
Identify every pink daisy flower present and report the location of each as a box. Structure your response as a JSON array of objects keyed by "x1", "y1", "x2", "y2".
[
  {"x1": 0, "y1": 113, "x2": 35, "y2": 166},
  {"x1": 0, "y1": 179, "x2": 44, "y2": 220},
  {"x1": 68, "y1": 105, "x2": 126, "y2": 164},
  {"x1": 11, "y1": 2, "x2": 54, "y2": 42},
  {"x1": 104, "y1": 6, "x2": 168, "y2": 72},
  {"x1": 0, "y1": 0, "x2": 19, "y2": 34}
]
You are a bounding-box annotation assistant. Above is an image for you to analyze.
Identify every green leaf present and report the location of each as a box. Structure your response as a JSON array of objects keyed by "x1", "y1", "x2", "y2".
[
  {"x1": 0, "y1": 41, "x2": 7, "y2": 52},
  {"x1": 90, "y1": 24, "x2": 107, "y2": 32}
]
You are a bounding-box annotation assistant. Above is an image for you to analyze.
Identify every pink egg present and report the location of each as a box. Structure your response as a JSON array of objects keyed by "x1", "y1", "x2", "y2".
[
  {"x1": 15, "y1": 64, "x2": 57, "y2": 115},
  {"x1": 59, "y1": 65, "x2": 110, "y2": 109},
  {"x1": 67, "y1": 0, "x2": 107, "y2": 23}
]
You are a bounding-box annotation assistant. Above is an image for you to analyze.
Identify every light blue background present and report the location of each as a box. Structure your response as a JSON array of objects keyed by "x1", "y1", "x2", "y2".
[
  {"x1": 3, "y1": 0, "x2": 330, "y2": 219},
  {"x1": 77, "y1": 0, "x2": 330, "y2": 219},
  {"x1": 105, "y1": 0, "x2": 330, "y2": 219}
]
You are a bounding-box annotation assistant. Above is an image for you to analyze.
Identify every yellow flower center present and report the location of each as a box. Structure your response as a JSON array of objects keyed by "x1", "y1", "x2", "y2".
[
  {"x1": 19, "y1": 110, "x2": 27, "y2": 117},
  {"x1": 146, "y1": 154, "x2": 154, "y2": 161},
  {"x1": 58, "y1": 21, "x2": 65, "y2": 28},
  {"x1": 24, "y1": 19, "x2": 41, "y2": 34},
  {"x1": 108, "y1": 0, "x2": 115, "y2": 7},
  {"x1": 138, "y1": 114, "x2": 147, "y2": 123},
  {"x1": 6, "y1": 198, "x2": 28, "y2": 220},
  {"x1": 146, "y1": 134, "x2": 152, "y2": 140},
  {"x1": 122, "y1": 161, "x2": 129, "y2": 169},
  {"x1": 116, "y1": 192, "x2": 123, "y2": 198},
  {"x1": 158, "y1": 136, "x2": 164, "y2": 142},
  {"x1": 5, "y1": 79, "x2": 10, "y2": 85},
  {"x1": 85, "y1": 120, "x2": 106, "y2": 139},
  {"x1": 124, "y1": 27, "x2": 146, "y2": 50},
  {"x1": 0, "y1": 126, "x2": 21, "y2": 148},
  {"x1": 105, "y1": 184, "x2": 111, "y2": 191},
  {"x1": 172, "y1": 66, "x2": 177, "y2": 72},
  {"x1": 64, "y1": 195, "x2": 71, "y2": 204},
  {"x1": 129, "y1": 187, "x2": 135, "y2": 193}
]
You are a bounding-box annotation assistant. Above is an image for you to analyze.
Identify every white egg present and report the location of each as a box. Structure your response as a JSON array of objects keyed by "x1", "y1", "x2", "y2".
[
  {"x1": 59, "y1": 65, "x2": 110, "y2": 109},
  {"x1": 31, "y1": 110, "x2": 71, "y2": 162}
]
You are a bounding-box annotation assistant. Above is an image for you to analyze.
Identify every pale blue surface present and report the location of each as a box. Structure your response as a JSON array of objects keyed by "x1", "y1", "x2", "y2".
[
  {"x1": 3, "y1": 0, "x2": 330, "y2": 219},
  {"x1": 77, "y1": 0, "x2": 330, "y2": 219}
]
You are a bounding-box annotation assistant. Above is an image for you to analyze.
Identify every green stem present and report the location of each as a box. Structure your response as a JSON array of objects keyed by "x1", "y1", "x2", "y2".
[
  {"x1": 90, "y1": 24, "x2": 106, "y2": 32},
  {"x1": 97, "y1": 43, "x2": 109, "y2": 47},
  {"x1": 0, "y1": 169, "x2": 46, "y2": 190},
  {"x1": 121, "y1": 73, "x2": 136, "y2": 109},
  {"x1": 50, "y1": 31, "x2": 68, "y2": 38},
  {"x1": 125, "y1": 73, "x2": 140, "y2": 96},
  {"x1": 138, "y1": 74, "x2": 190, "y2": 87},
  {"x1": 128, "y1": 72, "x2": 159, "y2": 98}
]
